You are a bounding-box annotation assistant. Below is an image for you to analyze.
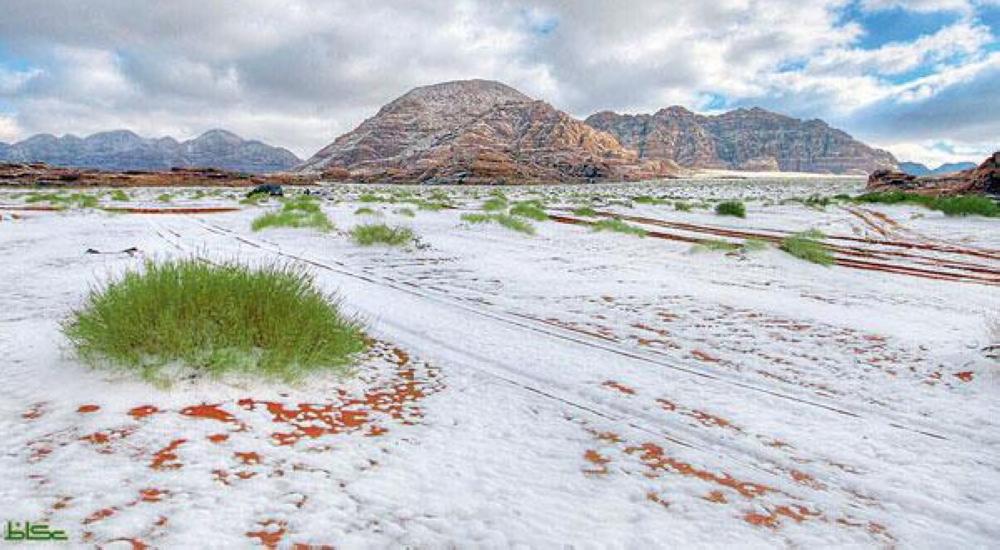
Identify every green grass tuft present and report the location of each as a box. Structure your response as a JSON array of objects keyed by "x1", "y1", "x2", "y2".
[
  {"x1": 780, "y1": 231, "x2": 834, "y2": 266},
  {"x1": 251, "y1": 195, "x2": 332, "y2": 232},
  {"x1": 354, "y1": 206, "x2": 380, "y2": 216},
  {"x1": 592, "y1": 218, "x2": 647, "y2": 237},
  {"x1": 509, "y1": 201, "x2": 548, "y2": 220},
  {"x1": 460, "y1": 213, "x2": 535, "y2": 235},
  {"x1": 674, "y1": 201, "x2": 693, "y2": 212},
  {"x1": 350, "y1": 223, "x2": 415, "y2": 246},
  {"x1": 63, "y1": 259, "x2": 366, "y2": 382},
  {"x1": 715, "y1": 200, "x2": 746, "y2": 218},
  {"x1": 633, "y1": 195, "x2": 668, "y2": 205},
  {"x1": 157, "y1": 193, "x2": 173, "y2": 203},
  {"x1": 854, "y1": 191, "x2": 1000, "y2": 217},
  {"x1": 109, "y1": 190, "x2": 129, "y2": 201},
  {"x1": 482, "y1": 197, "x2": 508, "y2": 212},
  {"x1": 394, "y1": 207, "x2": 416, "y2": 217},
  {"x1": 572, "y1": 206, "x2": 599, "y2": 217}
]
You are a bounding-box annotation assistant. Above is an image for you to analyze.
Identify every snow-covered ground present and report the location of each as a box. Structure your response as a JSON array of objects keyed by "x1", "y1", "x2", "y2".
[{"x1": 1, "y1": 179, "x2": 998, "y2": 548}]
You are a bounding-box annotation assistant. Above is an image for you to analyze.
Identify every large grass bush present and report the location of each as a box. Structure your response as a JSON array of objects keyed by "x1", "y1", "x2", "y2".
[
  {"x1": 252, "y1": 195, "x2": 333, "y2": 232},
  {"x1": 715, "y1": 200, "x2": 746, "y2": 218},
  {"x1": 592, "y1": 218, "x2": 647, "y2": 237},
  {"x1": 64, "y1": 259, "x2": 366, "y2": 381},
  {"x1": 350, "y1": 223, "x2": 415, "y2": 246},
  {"x1": 779, "y1": 230, "x2": 834, "y2": 266},
  {"x1": 854, "y1": 191, "x2": 1000, "y2": 217}
]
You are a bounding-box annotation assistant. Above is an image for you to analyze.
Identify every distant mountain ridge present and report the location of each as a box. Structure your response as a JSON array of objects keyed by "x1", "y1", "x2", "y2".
[
  {"x1": 898, "y1": 161, "x2": 978, "y2": 177},
  {"x1": 298, "y1": 79, "x2": 675, "y2": 183},
  {"x1": 585, "y1": 106, "x2": 897, "y2": 175},
  {"x1": 0, "y1": 129, "x2": 300, "y2": 173}
]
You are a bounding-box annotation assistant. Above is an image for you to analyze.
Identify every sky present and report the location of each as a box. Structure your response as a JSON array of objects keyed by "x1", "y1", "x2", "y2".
[{"x1": 0, "y1": 0, "x2": 997, "y2": 167}]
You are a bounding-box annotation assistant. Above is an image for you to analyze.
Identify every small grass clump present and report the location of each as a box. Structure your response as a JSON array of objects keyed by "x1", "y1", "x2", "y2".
[
  {"x1": 509, "y1": 200, "x2": 548, "y2": 221},
  {"x1": 460, "y1": 213, "x2": 535, "y2": 235},
  {"x1": 674, "y1": 201, "x2": 693, "y2": 212},
  {"x1": 482, "y1": 196, "x2": 508, "y2": 212},
  {"x1": 350, "y1": 223, "x2": 415, "y2": 246},
  {"x1": 780, "y1": 230, "x2": 834, "y2": 266},
  {"x1": 854, "y1": 191, "x2": 1000, "y2": 217},
  {"x1": 63, "y1": 259, "x2": 366, "y2": 381},
  {"x1": 157, "y1": 193, "x2": 173, "y2": 203},
  {"x1": 633, "y1": 195, "x2": 668, "y2": 205},
  {"x1": 572, "y1": 206, "x2": 599, "y2": 217},
  {"x1": 394, "y1": 207, "x2": 416, "y2": 217},
  {"x1": 715, "y1": 200, "x2": 746, "y2": 218},
  {"x1": 692, "y1": 238, "x2": 770, "y2": 254},
  {"x1": 109, "y1": 190, "x2": 129, "y2": 202},
  {"x1": 354, "y1": 206, "x2": 381, "y2": 216},
  {"x1": 252, "y1": 195, "x2": 332, "y2": 232},
  {"x1": 592, "y1": 218, "x2": 647, "y2": 237},
  {"x1": 24, "y1": 192, "x2": 98, "y2": 209}
]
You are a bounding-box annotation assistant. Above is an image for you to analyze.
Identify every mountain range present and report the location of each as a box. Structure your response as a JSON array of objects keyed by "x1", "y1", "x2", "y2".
[
  {"x1": 898, "y1": 161, "x2": 978, "y2": 177},
  {"x1": 585, "y1": 106, "x2": 897, "y2": 174},
  {"x1": 0, "y1": 129, "x2": 300, "y2": 173},
  {"x1": 298, "y1": 79, "x2": 674, "y2": 183}
]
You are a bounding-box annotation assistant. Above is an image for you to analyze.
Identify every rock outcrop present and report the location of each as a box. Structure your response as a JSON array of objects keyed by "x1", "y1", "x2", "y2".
[
  {"x1": 0, "y1": 129, "x2": 300, "y2": 173},
  {"x1": 867, "y1": 151, "x2": 999, "y2": 195},
  {"x1": 585, "y1": 106, "x2": 897, "y2": 175},
  {"x1": 298, "y1": 79, "x2": 676, "y2": 183}
]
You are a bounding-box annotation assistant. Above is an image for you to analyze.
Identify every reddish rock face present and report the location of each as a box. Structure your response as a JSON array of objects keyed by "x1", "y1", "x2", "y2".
[
  {"x1": 586, "y1": 106, "x2": 898, "y2": 175},
  {"x1": 867, "y1": 151, "x2": 999, "y2": 196},
  {"x1": 298, "y1": 79, "x2": 676, "y2": 184}
]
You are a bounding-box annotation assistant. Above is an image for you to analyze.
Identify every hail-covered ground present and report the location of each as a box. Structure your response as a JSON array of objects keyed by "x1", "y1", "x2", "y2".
[{"x1": 1, "y1": 178, "x2": 998, "y2": 548}]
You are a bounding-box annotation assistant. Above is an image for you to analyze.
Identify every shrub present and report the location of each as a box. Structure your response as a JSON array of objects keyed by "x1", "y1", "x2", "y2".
[
  {"x1": 592, "y1": 218, "x2": 647, "y2": 237},
  {"x1": 509, "y1": 201, "x2": 548, "y2": 220},
  {"x1": 157, "y1": 193, "x2": 173, "y2": 203},
  {"x1": 252, "y1": 196, "x2": 332, "y2": 232},
  {"x1": 482, "y1": 197, "x2": 508, "y2": 212},
  {"x1": 853, "y1": 191, "x2": 1000, "y2": 217},
  {"x1": 350, "y1": 223, "x2": 415, "y2": 246},
  {"x1": 354, "y1": 206, "x2": 380, "y2": 216},
  {"x1": 64, "y1": 259, "x2": 366, "y2": 381},
  {"x1": 674, "y1": 201, "x2": 693, "y2": 212},
  {"x1": 715, "y1": 200, "x2": 746, "y2": 218},
  {"x1": 460, "y1": 213, "x2": 535, "y2": 235},
  {"x1": 110, "y1": 190, "x2": 129, "y2": 202},
  {"x1": 780, "y1": 231, "x2": 834, "y2": 265},
  {"x1": 633, "y1": 195, "x2": 668, "y2": 205},
  {"x1": 394, "y1": 207, "x2": 416, "y2": 217},
  {"x1": 572, "y1": 206, "x2": 599, "y2": 217}
]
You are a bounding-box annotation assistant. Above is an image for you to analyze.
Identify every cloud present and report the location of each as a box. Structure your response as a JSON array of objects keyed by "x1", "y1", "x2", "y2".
[{"x1": 0, "y1": 0, "x2": 995, "y2": 164}]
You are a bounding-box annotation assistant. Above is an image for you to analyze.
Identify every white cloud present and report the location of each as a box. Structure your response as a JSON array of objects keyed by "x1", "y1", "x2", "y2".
[
  {"x1": 0, "y1": 115, "x2": 21, "y2": 142},
  {"x1": 0, "y1": 0, "x2": 994, "y2": 164}
]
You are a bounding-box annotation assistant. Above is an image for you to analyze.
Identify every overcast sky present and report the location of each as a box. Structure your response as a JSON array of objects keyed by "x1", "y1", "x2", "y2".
[{"x1": 0, "y1": 0, "x2": 997, "y2": 166}]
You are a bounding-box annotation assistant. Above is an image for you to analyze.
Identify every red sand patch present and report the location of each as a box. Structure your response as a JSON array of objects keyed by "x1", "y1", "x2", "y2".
[
  {"x1": 691, "y1": 349, "x2": 721, "y2": 363},
  {"x1": 83, "y1": 507, "x2": 116, "y2": 525},
  {"x1": 150, "y1": 439, "x2": 187, "y2": 470},
  {"x1": 625, "y1": 442, "x2": 772, "y2": 499},
  {"x1": 180, "y1": 403, "x2": 238, "y2": 423},
  {"x1": 235, "y1": 451, "x2": 262, "y2": 465},
  {"x1": 601, "y1": 380, "x2": 636, "y2": 395},
  {"x1": 77, "y1": 404, "x2": 100, "y2": 413},
  {"x1": 128, "y1": 405, "x2": 160, "y2": 419},
  {"x1": 138, "y1": 488, "x2": 168, "y2": 503},
  {"x1": 246, "y1": 520, "x2": 287, "y2": 549},
  {"x1": 583, "y1": 449, "x2": 611, "y2": 475},
  {"x1": 207, "y1": 433, "x2": 229, "y2": 443},
  {"x1": 102, "y1": 206, "x2": 241, "y2": 215},
  {"x1": 954, "y1": 371, "x2": 974, "y2": 382}
]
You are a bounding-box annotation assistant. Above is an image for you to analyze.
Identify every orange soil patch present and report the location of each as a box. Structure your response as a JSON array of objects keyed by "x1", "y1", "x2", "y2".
[
  {"x1": 601, "y1": 380, "x2": 636, "y2": 395},
  {"x1": 583, "y1": 449, "x2": 611, "y2": 475},
  {"x1": 21, "y1": 402, "x2": 45, "y2": 420},
  {"x1": 656, "y1": 398, "x2": 739, "y2": 431},
  {"x1": 180, "y1": 403, "x2": 239, "y2": 423},
  {"x1": 150, "y1": 439, "x2": 187, "y2": 470},
  {"x1": 76, "y1": 404, "x2": 100, "y2": 413},
  {"x1": 246, "y1": 520, "x2": 288, "y2": 549},
  {"x1": 954, "y1": 371, "x2": 974, "y2": 382},
  {"x1": 83, "y1": 507, "x2": 116, "y2": 525},
  {"x1": 138, "y1": 488, "x2": 168, "y2": 503},
  {"x1": 790, "y1": 470, "x2": 826, "y2": 490},
  {"x1": 744, "y1": 504, "x2": 821, "y2": 529},
  {"x1": 691, "y1": 349, "x2": 721, "y2": 363},
  {"x1": 207, "y1": 433, "x2": 230, "y2": 443},
  {"x1": 625, "y1": 442, "x2": 772, "y2": 499},
  {"x1": 80, "y1": 426, "x2": 136, "y2": 452},
  {"x1": 646, "y1": 491, "x2": 670, "y2": 509},
  {"x1": 106, "y1": 538, "x2": 149, "y2": 550},
  {"x1": 704, "y1": 490, "x2": 728, "y2": 504},
  {"x1": 128, "y1": 405, "x2": 160, "y2": 419},
  {"x1": 235, "y1": 451, "x2": 262, "y2": 465},
  {"x1": 236, "y1": 353, "x2": 442, "y2": 446}
]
